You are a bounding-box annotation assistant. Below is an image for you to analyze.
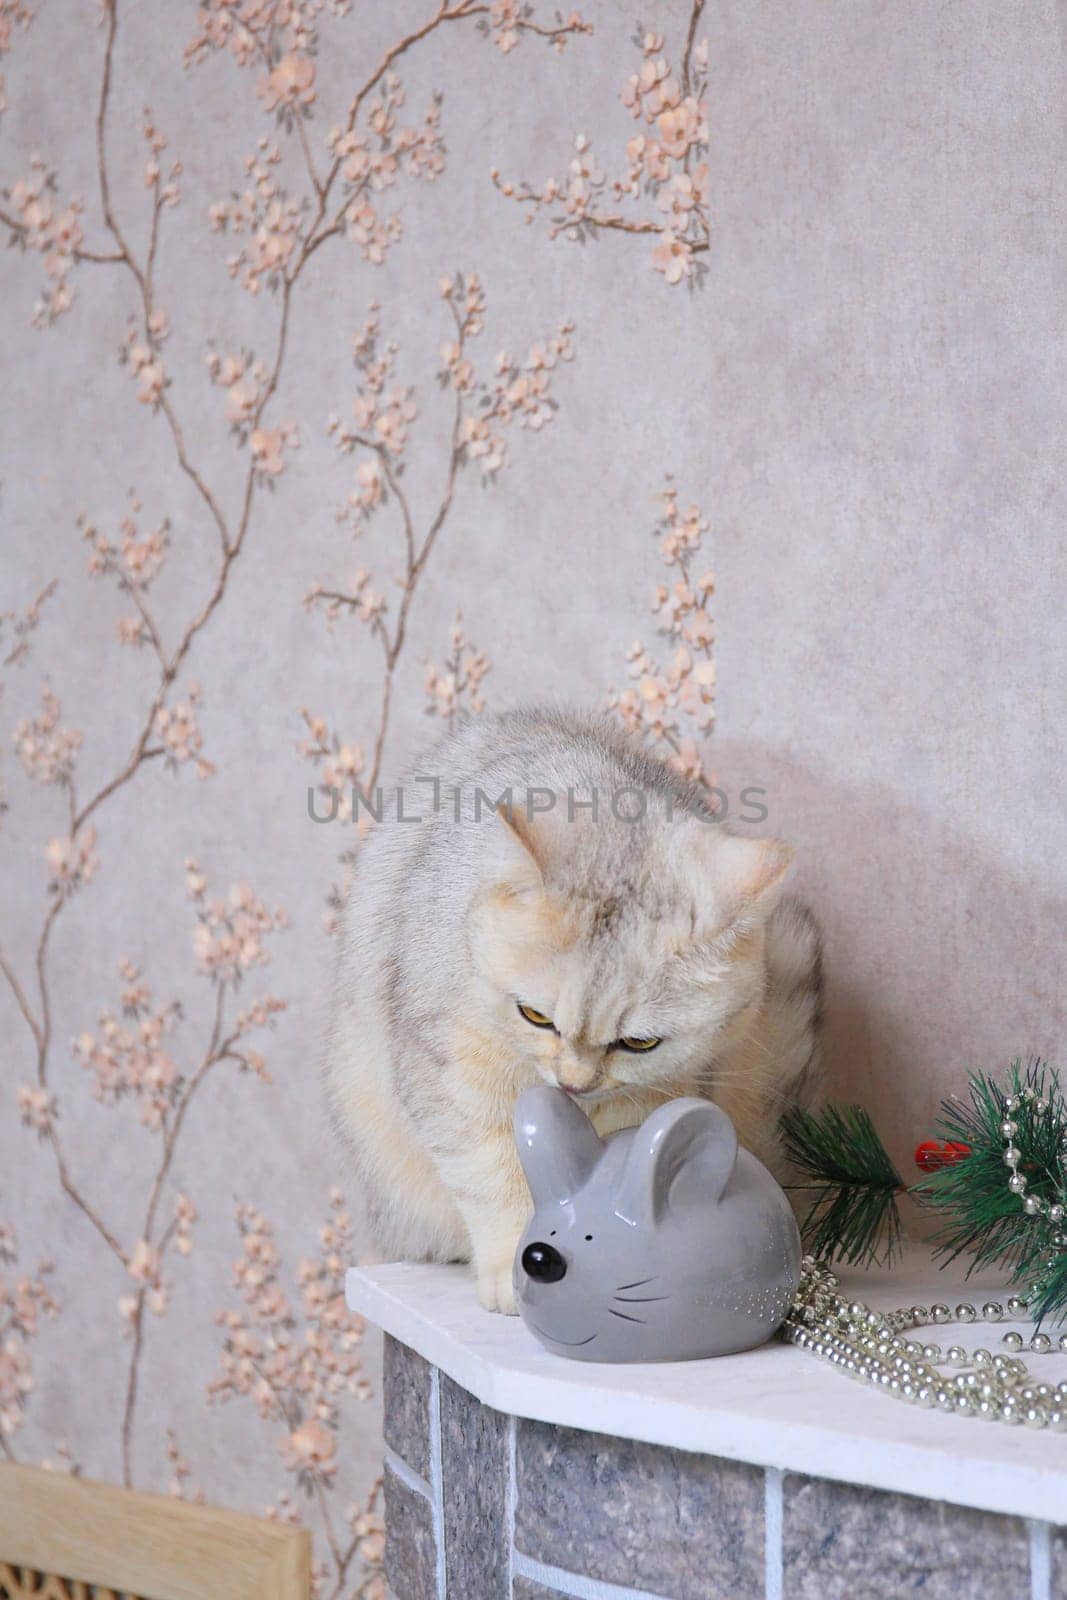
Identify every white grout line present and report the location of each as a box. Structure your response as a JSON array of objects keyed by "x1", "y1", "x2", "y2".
[
  {"x1": 511, "y1": 1550, "x2": 675, "y2": 1600},
  {"x1": 429, "y1": 1364, "x2": 447, "y2": 1600},
  {"x1": 1029, "y1": 1519, "x2": 1051, "y2": 1600},
  {"x1": 506, "y1": 1413, "x2": 518, "y2": 1600},
  {"x1": 384, "y1": 1445, "x2": 432, "y2": 1503},
  {"x1": 764, "y1": 1466, "x2": 783, "y2": 1600}
]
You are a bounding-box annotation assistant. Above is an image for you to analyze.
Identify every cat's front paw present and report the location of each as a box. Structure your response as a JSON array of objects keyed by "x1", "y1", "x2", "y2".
[{"x1": 476, "y1": 1258, "x2": 518, "y2": 1315}]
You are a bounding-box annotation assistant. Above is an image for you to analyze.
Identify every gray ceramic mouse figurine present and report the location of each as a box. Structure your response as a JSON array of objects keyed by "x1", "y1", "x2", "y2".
[{"x1": 513, "y1": 1086, "x2": 801, "y2": 1362}]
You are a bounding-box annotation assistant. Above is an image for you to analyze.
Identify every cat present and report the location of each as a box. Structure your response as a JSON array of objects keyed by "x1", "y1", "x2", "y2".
[{"x1": 325, "y1": 706, "x2": 822, "y2": 1314}]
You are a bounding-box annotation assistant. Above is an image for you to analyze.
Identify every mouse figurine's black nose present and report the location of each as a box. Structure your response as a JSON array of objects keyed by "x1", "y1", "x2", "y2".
[{"x1": 521, "y1": 1242, "x2": 567, "y2": 1283}]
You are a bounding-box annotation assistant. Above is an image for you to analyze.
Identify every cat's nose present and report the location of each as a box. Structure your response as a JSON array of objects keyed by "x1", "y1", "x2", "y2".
[{"x1": 521, "y1": 1242, "x2": 567, "y2": 1284}]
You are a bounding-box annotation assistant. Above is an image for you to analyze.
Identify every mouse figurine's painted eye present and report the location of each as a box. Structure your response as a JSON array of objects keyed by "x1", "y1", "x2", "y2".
[
  {"x1": 521, "y1": 1242, "x2": 567, "y2": 1283},
  {"x1": 616, "y1": 1035, "x2": 662, "y2": 1053},
  {"x1": 518, "y1": 1003, "x2": 554, "y2": 1030}
]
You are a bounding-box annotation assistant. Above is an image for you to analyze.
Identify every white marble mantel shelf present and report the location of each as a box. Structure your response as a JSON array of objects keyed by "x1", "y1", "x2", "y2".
[{"x1": 346, "y1": 1246, "x2": 1067, "y2": 1526}]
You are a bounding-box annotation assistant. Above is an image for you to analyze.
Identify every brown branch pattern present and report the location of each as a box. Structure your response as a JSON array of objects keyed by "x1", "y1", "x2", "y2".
[{"x1": 493, "y1": 0, "x2": 709, "y2": 285}]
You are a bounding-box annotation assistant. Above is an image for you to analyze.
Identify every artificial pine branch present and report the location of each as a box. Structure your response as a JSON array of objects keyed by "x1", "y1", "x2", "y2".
[
  {"x1": 780, "y1": 1102, "x2": 904, "y2": 1267},
  {"x1": 916, "y1": 1057, "x2": 1067, "y2": 1323},
  {"x1": 779, "y1": 1061, "x2": 1067, "y2": 1320}
]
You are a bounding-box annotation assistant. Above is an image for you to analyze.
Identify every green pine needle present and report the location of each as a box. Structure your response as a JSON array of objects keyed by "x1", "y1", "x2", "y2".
[
  {"x1": 780, "y1": 1102, "x2": 904, "y2": 1268},
  {"x1": 1031, "y1": 1249, "x2": 1067, "y2": 1327},
  {"x1": 915, "y1": 1057, "x2": 1067, "y2": 1323}
]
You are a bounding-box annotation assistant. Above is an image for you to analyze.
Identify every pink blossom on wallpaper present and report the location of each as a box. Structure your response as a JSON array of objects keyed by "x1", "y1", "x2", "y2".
[
  {"x1": 209, "y1": 139, "x2": 304, "y2": 293},
  {"x1": 206, "y1": 349, "x2": 268, "y2": 427},
  {"x1": 13, "y1": 688, "x2": 82, "y2": 786},
  {"x1": 185, "y1": 0, "x2": 353, "y2": 73},
  {"x1": 121, "y1": 324, "x2": 168, "y2": 408},
  {"x1": 82, "y1": 496, "x2": 170, "y2": 598},
  {"x1": 205, "y1": 347, "x2": 299, "y2": 484},
  {"x1": 265, "y1": 1482, "x2": 386, "y2": 1600},
  {"x1": 482, "y1": 0, "x2": 589, "y2": 56},
  {"x1": 73, "y1": 958, "x2": 183, "y2": 1133},
  {"x1": 16, "y1": 1083, "x2": 55, "y2": 1136},
  {"x1": 2, "y1": 156, "x2": 85, "y2": 324},
  {"x1": 1, "y1": 580, "x2": 56, "y2": 675},
  {"x1": 215, "y1": 1197, "x2": 369, "y2": 1441},
  {"x1": 156, "y1": 684, "x2": 216, "y2": 778},
  {"x1": 44, "y1": 854, "x2": 292, "y2": 1442},
  {"x1": 71, "y1": 943, "x2": 281, "y2": 1133},
  {"x1": 0, "y1": 0, "x2": 32, "y2": 62},
  {"x1": 141, "y1": 107, "x2": 181, "y2": 208},
  {"x1": 120, "y1": 1243, "x2": 171, "y2": 1328},
  {"x1": 0, "y1": 1220, "x2": 58, "y2": 1447},
  {"x1": 493, "y1": 19, "x2": 709, "y2": 285},
  {"x1": 249, "y1": 421, "x2": 299, "y2": 478},
  {"x1": 424, "y1": 612, "x2": 491, "y2": 722},
  {"x1": 45, "y1": 827, "x2": 99, "y2": 899},
  {"x1": 165, "y1": 1427, "x2": 205, "y2": 1502},
  {"x1": 326, "y1": 276, "x2": 573, "y2": 533},
  {"x1": 0, "y1": 0, "x2": 32, "y2": 118},
  {"x1": 261, "y1": 52, "x2": 316, "y2": 114},
  {"x1": 188, "y1": 867, "x2": 288, "y2": 986},
  {"x1": 298, "y1": 708, "x2": 376, "y2": 832},
  {"x1": 127, "y1": 1238, "x2": 161, "y2": 1288},
  {"x1": 196, "y1": 7, "x2": 587, "y2": 285},
  {"x1": 211, "y1": 1192, "x2": 383, "y2": 1597},
  {"x1": 80, "y1": 487, "x2": 174, "y2": 666},
  {"x1": 609, "y1": 482, "x2": 717, "y2": 788},
  {"x1": 38, "y1": 1440, "x2": 77, "y2": 1475},
  {"x1": 174, "y1": 1193, "x2": 197, "y2": 1258},
  {"x1": 279, "y1": 1416, "x2": 337, "y2": 1478},
  {"x1": 650, "y1": 230, "x2": 692, "y2": 287},
  {"x1": 207, "y1": 82, "x2": 440, "y2": 284},
  {"x1": 325, "y1": 302, "x2": 418, "y2": 487},
  {"x1": 327, "y1": 75, "x2": 445, "y2": 265}
]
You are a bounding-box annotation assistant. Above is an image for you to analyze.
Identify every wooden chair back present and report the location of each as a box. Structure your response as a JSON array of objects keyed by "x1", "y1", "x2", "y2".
[{"x1": 0, "y1": 1465, "x2": 309, "y2": 1600}]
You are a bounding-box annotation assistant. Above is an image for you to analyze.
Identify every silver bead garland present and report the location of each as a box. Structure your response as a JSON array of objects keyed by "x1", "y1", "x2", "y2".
[
  {"x1": 997, "y1": 1084, "x2": 1067, "y2": 1332},
  {"x1": 783, "y1": 1083, "x2": 1067, "y2": 1427},
  {"x1": 783, "y1": 1258, "x2": 1067, "y2": 1427}
]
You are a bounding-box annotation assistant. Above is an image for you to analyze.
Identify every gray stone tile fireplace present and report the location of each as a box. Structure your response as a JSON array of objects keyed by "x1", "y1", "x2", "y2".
[{"x1": 351, "y1": 1259, "x2": 1067, "y2": 1600}]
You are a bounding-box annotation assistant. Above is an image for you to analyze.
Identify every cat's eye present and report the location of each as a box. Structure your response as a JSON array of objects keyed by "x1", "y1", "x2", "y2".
[
  {"x1": 615, "y1": 1035, "x2": 662, "y2": 1053},
  {"x1": 518, "y1": 1002, "x2": 555, "y2": 1030}
]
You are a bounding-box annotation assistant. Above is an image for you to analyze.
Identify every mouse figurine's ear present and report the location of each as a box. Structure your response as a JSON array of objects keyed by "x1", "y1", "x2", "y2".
[
  {"x1": 614, "y1": 1098, "x2": 738, "y2": 1227},
  {"x1": 514, "y1": 1086, "x2": 603, "y2": 1207}
]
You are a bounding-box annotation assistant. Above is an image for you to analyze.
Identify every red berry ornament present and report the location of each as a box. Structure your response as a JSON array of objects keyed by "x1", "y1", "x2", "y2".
[{"x1": 914, "y1": 1139, "x2": 971, "y2": 1173}]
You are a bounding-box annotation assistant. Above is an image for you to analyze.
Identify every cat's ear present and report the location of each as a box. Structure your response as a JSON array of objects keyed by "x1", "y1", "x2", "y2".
[
  {"x1": 514, "y1": 1085, "x2": 603, "y2": 1206},
  {"x1": 614, "y1": 1098, "x2": 737, "y2": 1226},
  {"x1": 716, "y1": 833, "x2": 793, "y2": 916},
  {"x1": 478, "y1": 804, "x2": 547, "y2": 898},
  {"x1": 468, "y1": 809, "x2": 565, "y2": 984},
  {"x1": 683, "y1": 827, "x2": 793, "y2": 935},
  {"x1": 501, "y1": 803, "x2": 552, "y2": 873}
]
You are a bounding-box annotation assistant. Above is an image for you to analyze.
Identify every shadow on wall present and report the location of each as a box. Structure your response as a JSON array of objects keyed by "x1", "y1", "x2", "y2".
[{"x1": 715, "y1": 737, "x2": 1067, "y2": 1188}]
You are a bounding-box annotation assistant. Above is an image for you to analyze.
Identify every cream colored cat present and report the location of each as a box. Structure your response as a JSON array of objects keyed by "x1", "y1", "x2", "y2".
[{"x1": 326, "y1": 708, "x2": 821, "y2": 1313}]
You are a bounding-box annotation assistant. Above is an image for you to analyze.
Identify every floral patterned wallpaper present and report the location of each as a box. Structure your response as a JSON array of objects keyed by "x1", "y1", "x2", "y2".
[
  {"x1": 2, "y1": 1, "x2": 1064, "y2": 1595},
  {"x1": 0, "y1": 3, "x2": 718, "y2": 1593}
]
